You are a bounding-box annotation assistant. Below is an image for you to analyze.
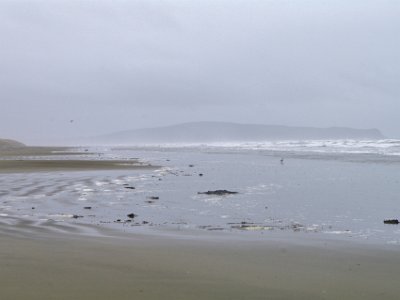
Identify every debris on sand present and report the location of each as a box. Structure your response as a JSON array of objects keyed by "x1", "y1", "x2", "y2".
[
  {"x1": 198, "y1": 225, "x2": 224, "y2": 231},
  {"x1": 384, "y1": 219, "x2": 399, "y2": 224},
  {"x1": 233, "y1": 224, "x2": 272, "y2": 231},
  {"x1": 127, "y1": 213, "x2": 137, "y2": 219},
  {"x1": 228, "y1": 222, "x2": 272, "y2": 231},
  {"x1": 198, "y1": 190, "x2": 238, "y2": 195},
  {"x1": 124, "y1": 186, "x2": 135, "y2": 190}
]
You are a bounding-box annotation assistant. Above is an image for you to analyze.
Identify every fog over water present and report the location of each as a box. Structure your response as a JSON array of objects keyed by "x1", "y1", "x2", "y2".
[{"x1": 1, "y1": 0, "x2": 399, "y2": 144}]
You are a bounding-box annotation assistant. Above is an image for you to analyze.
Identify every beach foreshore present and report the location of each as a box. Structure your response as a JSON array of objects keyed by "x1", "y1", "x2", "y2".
[
  {"x1": 0, "y1": 159, "x2": 155, "y2": 173},
  {"x1": 1, "y1": 222, "x2": 400, "y2": 300},
  {"x1": 1, "y1": 146, "x2": 400, "y2": 299},
  {"x1": 0, "y1": 146, "x2": 82, "y2": 157},
  {"x1": 0, "y1": 146, "x2": 155, "y2": 173}
]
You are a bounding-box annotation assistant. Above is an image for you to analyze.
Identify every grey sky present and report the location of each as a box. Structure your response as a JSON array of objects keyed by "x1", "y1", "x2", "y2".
[{"x1": 1, "y1": 0, "x2": 399, "y2": 143}]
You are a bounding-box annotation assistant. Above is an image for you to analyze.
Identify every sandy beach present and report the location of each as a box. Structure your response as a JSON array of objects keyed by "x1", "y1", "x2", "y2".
[
  {"x1": 1, "y1": 225, "x2": 400, "y2": 300},
  {"x1": 0, "y1": 146, "x2": 155, "y2": 173},
  {"x1": 1, "y1": 145, "x2": 400, "y2": 299},
  {"x1": 2, "y1": 0, "x2": 399, "y2": 298},
  {"x1": 0, "y1": 159, "x2": 155, "y2": 173},
  {"x1": 0, "y1": 145, "x2": 82, "y2": 157}
]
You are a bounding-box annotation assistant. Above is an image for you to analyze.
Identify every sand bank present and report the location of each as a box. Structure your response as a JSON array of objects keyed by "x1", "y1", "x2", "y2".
[
  {"x1": 0, "y1": 159, "x2": 154, "y2": 173},
  {"x1": 0, "y1": 223, "x2": 399, "y2": 300},
  {"x1": 0, "y1": 146, "x2": 80, "y2": 157},
  {"x1": 0, "y1": 146, "x2": 155, "y2": 173}
]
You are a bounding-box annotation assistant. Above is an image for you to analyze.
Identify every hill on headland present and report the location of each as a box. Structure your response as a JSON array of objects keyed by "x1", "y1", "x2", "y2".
[
  {"x1": 0, "y1": 138, "x2": 26, "y2": 149},
  {"x1": 89, "y1": 122, "x2": 385, "y2": 144}
]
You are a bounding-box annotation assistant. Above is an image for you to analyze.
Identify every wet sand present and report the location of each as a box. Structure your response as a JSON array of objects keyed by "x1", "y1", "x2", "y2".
[
  {"x1": 0, "y1": 146, "x2": 154, "y2": 173},
  {"x1": 0, "y1": 146, "x2": 82, "y2": 157},
  {"x1": 1, "y1": 225, "x2": 400, "y2": 300},
  {"x1": 1, "y1": 146, "x2": 400, "y2": 299},
  {"x1": 0, "y1": 159, "x2": 154, "y2": 173}
]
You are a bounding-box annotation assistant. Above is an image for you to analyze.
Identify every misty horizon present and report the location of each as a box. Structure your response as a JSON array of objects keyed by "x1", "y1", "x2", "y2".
[
  {"x1": 1, "y1": 0, "x2": 399, "y2": 144},
  {"x1": 2, "y1": 121, "x2": 389, "y2": 146}
]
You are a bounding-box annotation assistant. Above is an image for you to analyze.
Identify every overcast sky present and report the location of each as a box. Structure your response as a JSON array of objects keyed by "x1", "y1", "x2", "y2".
[{"x1": 1, "y1": 0, "x2": 399, "y2": 143}]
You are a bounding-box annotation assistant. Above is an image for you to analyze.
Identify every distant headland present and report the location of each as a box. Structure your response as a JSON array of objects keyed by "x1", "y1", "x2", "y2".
[
  {"x1": 86, "y1": 122, "x2": 385, "y2": 144},
  {"x1": 0, "y1": 138, "x2": 26, "y2": 149}
]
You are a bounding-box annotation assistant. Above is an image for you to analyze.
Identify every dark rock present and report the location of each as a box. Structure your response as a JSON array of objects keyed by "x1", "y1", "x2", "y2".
[
  {"x1": 199, "y1": 173, "x2": 203, "y2": 176},
  {"x1": 127, "y1": 213, "x2": 137, "y2": 219},
  {"x1": 142, "y1": 221, "x2": 149, "y2": 224},
  {"x1": 72, "y1": 215, "x2": 83, "y2": 219},
  {"x1": 32, "y1": 207, "x2": 35, "y2": 209},
  {"x1": 116, "y1": 219, "x2": 121, "y2": 222},
  {"x1": 84, "y1": 206, "x2": 92, "y2": 209},
  {"x1": 384, "y1": 219, "x2": 399, "y2": 224},
  {"x1": 198, "y1": 190, "x2": 238, "y2": 195},
  {"x1": 124, "y1": 186, "x2": 135, "y2": 190},
  {"x1": 148, "y1": 196, "x2": 159, "y2": 200},
  {"x1": 227, "y1": 222, "x2": 255, "y2": 225},
  {"x1": 189, "y1": 164, "x2": 194, "y2": 167}
]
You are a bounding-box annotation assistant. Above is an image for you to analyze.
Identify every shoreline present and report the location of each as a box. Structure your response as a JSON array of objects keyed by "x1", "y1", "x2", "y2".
[
  {"x1": 1, "y1": 145, "x2": 399, "y2": 244},
  {"x1": 1, "y1": 145, "x2": 400, "y2": 299}
]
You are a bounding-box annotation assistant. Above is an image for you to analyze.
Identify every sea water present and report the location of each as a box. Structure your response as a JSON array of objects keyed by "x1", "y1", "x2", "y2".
[{"x1": 1, "y1": 140, "x2": 400, "y2": 244}]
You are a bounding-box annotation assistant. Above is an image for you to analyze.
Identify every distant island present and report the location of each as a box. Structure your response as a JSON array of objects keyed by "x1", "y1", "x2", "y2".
[
  {"x1": 0, "y1": 138, "x2": 26, "y2": 149},
  {"x1": 87, "y1": 122, "x2": 385, "y2": 144}
]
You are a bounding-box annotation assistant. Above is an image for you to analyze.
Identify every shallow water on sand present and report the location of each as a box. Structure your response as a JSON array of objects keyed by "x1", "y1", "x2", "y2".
[{"x1": 1, "y1": 146, "x2": 400, "y2": 245}]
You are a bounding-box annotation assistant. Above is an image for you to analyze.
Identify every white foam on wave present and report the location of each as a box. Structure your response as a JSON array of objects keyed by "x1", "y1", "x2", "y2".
[
  {"x1": 47, "y1": 214, "x2": 75, "y2": 219},
  {"x1": 324, "y1": 230, "x2": 352, "y2": 235},
  {"x1": 245, "y1": 183, "x2": 281, "y2": 195},
  {"x1": 151, "y1": 139, "x2": 400, "y2": 157}
]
